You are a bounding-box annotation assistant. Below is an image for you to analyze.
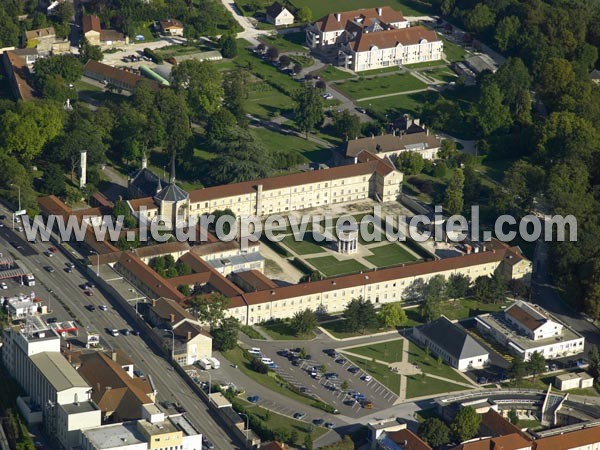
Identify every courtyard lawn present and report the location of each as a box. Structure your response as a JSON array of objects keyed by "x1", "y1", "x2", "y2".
[
  {"x1": 441, "y1": 298, "x2": 509, "y2": 321},
  {"x1": 281, "y1": 234, "x2": 328, "y2": 255},
  {"x1": 318, "y1": 65, "x2": 356, "y2": 82},
  {"x1": 336, "y1": 73, "x2": 427, "y2": 100},
  {"x1": 404, "y1": 60, "x2": 447, "y2": 69},
  {"x1": 240, "y1": 325, "x2": 265, "y2": 340},
  {"x1": 346, "y1": 339, "x2": 404, "y2": 363},
  {"x1": 423, "y1": 67, "x2": 459, "y2": 83},
  {"x1": 290, "y1": 0, "x2": 433, "y2": 19},
  {"x1": 441, "y1": 37, "x2": 467, "y2": 62},
  {"x1": 307, "y1": 255, "x2": 368, "y2": 277},
  {"x1": 259, "y1": 320, "x2": 315, "y2": 340},
  {"x1": 320, "y1": 308, "x2": 422, "y2": 338},
  {"x1": 250, "y1": 127, "x2": 332, "y2": 163},
  {"x1": 246, "y1": 84, "x2": 295, "y2": 118},
  {"x1": 130, "y1": 21, "x2": 157, "y2": 42},
  {"x1": 357, "y1": 90, "x2": 435, "y2": 117},
  {"x1": 260, "y1": 32, "x2": 307, "y2": 52},
  {"x1": 365, "y1": 243, "x2": 418, "y2": 267},
  {"x1": 407, "y1": 341, "x2": 469, "y2": 384},
  {"x1": 406, "y1": 374, "x2": 467, "y2": 398},
  {"x1": 343, "y1": 355, "x2": 401, "y2": 394}
]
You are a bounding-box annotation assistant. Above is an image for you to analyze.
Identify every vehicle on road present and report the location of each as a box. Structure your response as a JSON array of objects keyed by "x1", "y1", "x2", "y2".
[
  {"x1": 356, "y1": 107, "x2": 367, "y2": 114},
  {"x1": 49, "y1": 247, "x2": 57, "y2": 253},
  {"x1": 248, "y1": 347, "x2": 261, "y2": 355},
  {"x1": 133, "y1": 330, "x2": 141, "y2": 336},
  {"x1": 325, "y1": 422, "x2": 335, "y2": 429},
  {"x1": 0, "y1": 282, "x2": 7, "y2": 289},
  {"x1": 99, "y1": 305, "x2": 108, "y2": 311},
  {"x1": 45, "y1": 266, "x2": 55, "y2": 273},
  {"x1": 202, "y1": 439, "x2": 214, "y2": 449},
  {"x1": 85, "y1": 290, "x2": 93, "y2": 296},
  {"x1": 108, "y1": 329, "x2": 119, "y2": 336},
  {"x1": 293, "y1": 412, "x2": 306, "y2": 420},
  {"x1": 65, "y1": 267, "x2": 72, "y2": 273},
  {"x1": 87, "y1": 305, "x2": 96, "y2": 312},
  {"x1": 248, "y1": 395, "x2": 260, "y2": 403},
  {"x1": 122, "y1": 329, "x2": 130, "y2": 336},
  {"x1": 44, "y1": 250, "x2": 53, "y2": 257},
  {"x1": 66, "y1": 262, "x2": 75, "y2": 268},
  {"x1": 313, "y1": 419, "x2": 324, "y2": 426}
]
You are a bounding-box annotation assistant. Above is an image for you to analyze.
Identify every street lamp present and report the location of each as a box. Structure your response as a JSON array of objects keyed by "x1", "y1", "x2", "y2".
[
  {"x1": 200, "y1": 369, "x2": 212, "y2": 396},
  {"x1": 10, "y1": 183, "x2": 21, "y2": 230},
  {"x1": 163, "y1": 328, "x2": 175, "y2": 359},
  {"x1": 89, "y1": 250, "x2": 100, "y2": 276},
  {"x1": 238, "y1": 412, "x2": 250, "y2": 448}
]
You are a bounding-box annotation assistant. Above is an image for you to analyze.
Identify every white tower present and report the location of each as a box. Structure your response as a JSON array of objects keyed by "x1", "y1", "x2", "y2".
[{"x1": 79, "y1": 150, "x2": 87, "y2": 188}]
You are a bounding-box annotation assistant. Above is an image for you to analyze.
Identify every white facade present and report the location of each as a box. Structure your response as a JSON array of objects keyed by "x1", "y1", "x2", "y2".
[
  {"x1": 345, "y1": 38, "x2": 444, "y2": 71},
  {"x1": 267, "y1": 7, "x2": 294, "y2": 26}
]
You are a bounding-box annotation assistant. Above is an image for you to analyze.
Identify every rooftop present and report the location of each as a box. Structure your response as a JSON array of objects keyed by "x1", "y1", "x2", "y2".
[
  {"x1": 30, "y1": 352, "x2": 91, "y2": 391},
  {"x1": 60, "y1": 400, "x2": 99, "y2": 414},
  {"x1": 83, "y1": 421, "x2": 145, "y2": 449},
  {"x1": 25, "y1": 27, "x2": 56, "y2": 40},
  {"x1": 417, "y1": 316, "x2": 489, "y2": 360},
  {"x1": 314, "y1": 6, "x2": 406, "y2": 32},
  {"x1": 350, "y1": 26, "x2": 440, "y2": 52},
  {"x1": 345, "y1": 132, "x2": 441, "y2": 158}
]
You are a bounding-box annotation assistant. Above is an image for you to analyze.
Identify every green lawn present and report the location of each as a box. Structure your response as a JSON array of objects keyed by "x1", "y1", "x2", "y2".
[
  {"x1": 346, "y1": 339, "x2": 404, "y2": 363},
  {"x1": 343, "y1": 355, "x2": 401, "y2": 394},
  {"x1": 259, "y1": 320, "x2": 315, "y2": 340},
  {"x1": 404, "y1": 61, "x2": 447, "y2": 69},
  {"x1": 307, "y1": 255, "x2": 368, "y2": 277},
  {"x1": 357, "y1": 90, "x2": 434, "y2": 117},
  {"x1": 130, "y1": 21, "x2": 158, "y2": 42},
  {"x1": 250, "y1": 127, "x2": 332, "y2": 163},
  {"x1": 260, "y1": 32, "x2": 307, "y2": 52},
  {"x1": 281, "y1": 234, "x2": 328, "y2": 255},
  {"x1": 407, "y1": 341, "x2": 469, "y2": 384},
  {"x1": 423, "y1": 67, "x2": 459, "y2": 83},
  {"x1": 442, "y1": 298, "x2": 509, "y2": 321},
  {"x1": 318, "y1": 65, "x2": 356, "y2": 82},
  {"x1": 321, "y1": 308, "x2": 422, "y2": 338},
  {"x1": 441, "y1": 37, "x2": 467, "y2": 62},
  {"x1": 365, "y1": 243, "x2": 418, "y2": 267},
  {"x1": 336, "y1": 73, "x2": 427, "y2": 100},
  {"x1": 240, "y1": 325, "x2": 265, "y2": 340},
  {"x1": 234, "y1": 398, "x2": 328, "y2": 444},
  {"x1": 359, "y1": 66, "x2": 402, "y2": 76},
  {"x1": 246, "y1": 84, "x2": 295, "y2": 119},
  {"x1": 290, "y1": 0, "x2": 433, "y2": 19},
  {"x1": 406, "y1": 374, "x2": 467, "y2": 398}
]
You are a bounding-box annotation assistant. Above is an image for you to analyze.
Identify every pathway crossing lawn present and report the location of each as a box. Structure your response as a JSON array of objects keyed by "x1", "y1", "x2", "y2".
[
  {"x1": 307, "y1": 255, "x2": 368, "y2": 276},
  {"x1": 246, "y1": 85, "x2": 295, "y2": 119},
  {"x1": 336, "y1": 73, "x2": 427, "y2": 100},
  {"x1": 365, "y1": 243, "x2": 418, "y2": 267},
  {"x1": 346, "y1": 339, "x2": 404, "y2": 363},
  {"x1": 291, "y1": 0, "x2": 433, "y2": 19},
  {"x1": 357, "y1": 90, "x2": 434, "y2": 117},
  {"x1": 260, "y1": 32, "x2": 307, "y2": 52},
  {"x1": 281, "y1": 234, "x2": 328, "y2": 255},
  {"x1": 343, "y1": 355, "x2": 401, "y2": 394},
  {"x1": 318, "y1": 65, "x2": 356, "y2": 82},
  {"x1": 406, "y1": 374, "x2": 467, "y2": 398},
  {"x1": 423, "y1": 67, "x2": 459, "y2": 83},
  {"x1": 407, "y1": 341, "x2": 468, "y2": 384},
  {"x1": 259, "y1": 320, "x2": 315, "y2": 340},
  {"x1": 441, "y1": 298, "x2": 508, "y2": 321},
  {"x1": 250, "y1": 127, "x2": 332, "y2": 163}
]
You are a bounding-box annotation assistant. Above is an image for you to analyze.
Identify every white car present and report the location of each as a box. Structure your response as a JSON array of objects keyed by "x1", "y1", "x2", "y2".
[
  {"x1": 99, "y1": 305, "x2": 108, "y2": 311},
  {"x1": 362, "y1": 375, "x2": 373, "y2": 382},
  {"x1": 322, "y1": 93, "x2": 334, "y2": 100},
  {"x1": 0, "y1": 282, "x2": 7, "y2": 290},
  {"x1": 248, "y1": 347, "x2": 261, "y2": 355},
  {"x1": 109, "y1": 329, "x2": 119, "y2": 337}
]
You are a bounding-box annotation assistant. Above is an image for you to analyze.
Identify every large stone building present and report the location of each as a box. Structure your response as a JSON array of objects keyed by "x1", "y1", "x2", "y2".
[
  {"x1": 306, "y1": 6, "x2": 442, "y2": 71},
  {"x1": 344, "y1": 130, "x2": 442, "y2": 163},
  {"x1": 82, "y1": 15, "x2": 128, "y2": 48}
]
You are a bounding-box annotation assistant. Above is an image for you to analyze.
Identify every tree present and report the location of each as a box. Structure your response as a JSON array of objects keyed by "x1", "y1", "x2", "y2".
[
  {"x1": 212, "y1": 317, "x2": 240, "y2": 351},
  {"x1": 537, "y1": 58, "x2": 575, "y2": 109},
  {"x1": 341, "y1": 380, "x2": 349, "y2": 390},
  {"x1": 79, "y1": 36, "x2": 103, "y2": 63},
  {"x1": 112, "y1": 199, "x2": 136, "y2": 228},
  {"x1": 418, "y1": 418, "x2": 451, "y2": 448},
  {"x1": 293, "y1": 63, "x2": 302, "y2": 75},
  {"x1": 447, "y1": 274, "x2": 470, "y2": 299},
  {"x1": 266, "y1": 46, "x2": 279, "y2": 61},
  {"x1": 438, "y1": 139, "x2": 459, "y2": 162},
  {"x1": 294, "y1": 84, "x2": 323, "y2": 138},
  {"x1": 290, "y1": 308, "x2": 318, "y2": 336},
  {"x1": 333, "y1": 110, "x2": 361, "y2": 141},
  {"x1": 420, "y1": 275, "x2": 447, "y2": 322},
  {"x1": 476, "y1": 82, "x2": 512, "y2": 135},
  {"x1": 190, "y1": 293, "x2": 229, "y2": 329},
  {"x1": 250, "y1": 356, "x2": 269, "y2": 373},
  {"x1": 588, "y1": 345, "x2": 600, "y2": 380},
  {"x1": 507, "y1": 409, "x2": 519, "y2": 426},
  {"x1": 444, "y1": 168, "x2": 464, "y2": 215},
  {"x1": 40, "y1": 164, "x2": 66, "y2": 196},
  {"x1": 494, "y1": 58, "x2": 531, "y2": 124},
  {"x1": 303, "y1": 433, "x2": 313, "y2": 450},
  {"x1": 396, "y1": 151, "x2": 425, "y2": 175},
  {"x1": 33, "y1": 55, "x2": 83, "y2": 85},
  {"x1": 279, "y1": 55, "x2": 291, "y2": 68},
  {"x1": 494, "y1": 16, "x2": 520, "y2": 52},
  {"x1": 377, "y1": 303, "x2": 407, "y2": 328},
  {"x1": 344, "y1": 297, "x2": 378, "y2": 333},
  {"x1": 503, "y1": 160, "x2": 545, "y2": 211},
  {"x1": 526, "y1": 351, "x2": 546, "y2": 380},
  {"x1": 296, "y1": 6, "x2": 312, "y2": 23},
  {"x1": 206, "y1": 108, "x2": 237, "y2": 144},
  {"x1": 155, "y1": 89, "x2": 192, "y2": 152},
  {"x1": 39, "y1": 75, "x2": 71, "y2": 102},
  {"x1": 463, "y1": 4, "x2": 495, "y2": 33},
  {"x1": 219, "y1": 33, "x2": 238, "y2": 58},
  {"x1": 223, "y1": 68, "x2": 249, "y2": 123},
  {"x1": 451, "y1": 406, "x2": 481, "y2": 442},
  {"x1": 171, "y1": 60, "x2": 223, "y2": 119}
]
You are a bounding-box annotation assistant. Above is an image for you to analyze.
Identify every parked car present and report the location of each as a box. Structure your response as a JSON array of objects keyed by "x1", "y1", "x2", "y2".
[
  {"x1": 46, "y1": 317, "x2": 58, "y2": 324},
  {"x1": 85, "y1": 290, "x2": 93, "y2": 296},
  {"x1": 87, "y1": 305, "x2": 96, "y2": 312},
  {"x1": 109, "y1": 329, "x2": 119, "y2": 337},
  {"x1": 44, "y1": 250, "x2": 53, "y2": 257},
  {"x1": 293, "y1": 412, "x2": 306, "y2": 420},
  {"x1": 348, "y1": 366, "x2": 360, "y2": 374},
  {"x1": 122, "y1": 329, "x2": 130, "y2": 336},
  {"x1": 362, "y1": 375, "x2": 373, "y2": 382},
  {"x1": 325, "y1": 373, "x2": 339, "y2": 380},
  {"x1": 248, "y1": 395, "x2": 260, "y2": 403},
  {"x1": 322, "y1": 93, "x2": 333, "y2": 100},
  {"x1": 335, "y1": 357, "x2": 346, "y2": 364},
  {"x1": 45, "y1": 266, "x2": 55, "y2": 273},
  {"x1": 356, "y1": 107, "x2": 367, "y2": 114},
  {"x1": 49, "y1": 247, "x2": 57, "y2": 253},
  {"x1": 99, "y1": 305, "x2": 108, "y2": 311},
  {"x1": 133, "y1": 330, "x2": 141, "y2": 336},
  {"x1": 0, "y1": 282, "x2": 7, "y2": 289},
  {"x1": 313, "y1": 419, "x2": 324, "y2": 426},
  {"x1": 325, "y1": 422, "x2": 335, "y2": 429},
  {"x1": 360, "y1": 400, "x2": 373, "y2": 409}
]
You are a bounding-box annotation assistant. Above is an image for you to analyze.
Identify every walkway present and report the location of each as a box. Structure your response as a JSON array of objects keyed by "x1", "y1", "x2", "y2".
[
  {"x1": 355, "y1": 87, "x2": 431, "y2": 103},
  {"x1": 218, "y1": 0, "x2": 272, "y2": 46}
]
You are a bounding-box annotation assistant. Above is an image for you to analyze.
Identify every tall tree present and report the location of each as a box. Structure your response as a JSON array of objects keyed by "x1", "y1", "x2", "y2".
[
  {"x1": 171, "y1": 60, "x2": 223, "y2": 119},
  {"x1": 444, "y1": 168, "x2": 465, "y2": 215},
  {"x1": 219, "y1": 33, "x2": 238, "y2": 58},
  {"x1": 223, "y1": 68, "x2": 249, "y2": 123},
  {"x1": 476, "y1": 81, "x2": 512, "y2": 135},
  {"x1": 451, "y1": 406, "x2": 481, "y2": 442},
  {"x1": 294, "y1": 83, "x2": 323, "y2": 138},
  {"x1": 333, "y1": 110, "x2": 361, "y2": 141},
  {"x1": 212, "y1": 317, "x2": 240, "y2": 351},
  {"x1": 509, "y1": 358, "x2": 527, "y2": 385},
  {"x1": 290, "y1": 308, "x2": 318, "y2": 336},
  {"x1": 418, "y1": 418, "x2": 451, "y2": 448},
  {"x1": 588, "y1": 345, "x2": 600, "y2": 380},
  {"x1": 79, "y1": 36, "x2": 104, "y2": 62},
  {"x1": 344, "y1": 297, "x2": 378, "y2": 333},
  {"x1": 190, "y1": 293, "x2": 229, "y2": 329},
  {"x1": 378, "y1": 303, "x2": 407, "y2": 328},
  {"x1": 526, "y1": 351, "x2": 546, "y2": 380}
]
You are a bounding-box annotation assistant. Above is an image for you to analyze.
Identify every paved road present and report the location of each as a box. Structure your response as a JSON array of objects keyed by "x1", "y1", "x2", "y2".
[
  {"x1": 0, "y1": 210, "x2": 242, "y2": 450},
  {"x1": 218, "y1": 0, "x2": 271, "y2": 46}
]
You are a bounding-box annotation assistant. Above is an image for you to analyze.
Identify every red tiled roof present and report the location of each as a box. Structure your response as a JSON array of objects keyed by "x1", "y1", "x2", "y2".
[
  {"x1": 452, "y1": 434, "x2": 531, "y2": 450},
  {"x1": 387, "y1": 429, "x2": 432, "y2": 450},
  {"x1": 25, "y1": 27, "x2": 56, "y2": 40},
  {"x1": 315, "y1": 6, "x2": 406, "y2": 32},
  {"x1": 82, "y1": 15, "x2": 101, "y2": 33},
  {"x1": 160, "y1": 19, "x2": 184, "y2": 29},
  {"x1": 351, "y1": 26, "x2": 439, "y2": 52},
  {"x1": 534, "y1": 426, "x2": 600, "y2": 450},
  {"x1": 506, "y1": 304, "x2": 543, "y2": 331},
  {"x1": 3, "y1": 51, "x2": 35, "y2": 101}
]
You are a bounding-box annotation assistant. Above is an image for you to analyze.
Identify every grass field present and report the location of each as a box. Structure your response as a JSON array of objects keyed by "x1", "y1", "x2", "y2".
[
  {"x1": 346, "y1": 339, "x2": 404, "y2": 363},
  {"x1": 365, "y1": 243, "x2": 418, "y2": 267},
  {"x1": 424, "y1": 67, "x2": 459, "y2": 83},
  {"x1": 406, "y1": 374, "x2": 467, "y2": 398},
  {"x1": 441, "y1": 298, "x2": 508, "y2": 321},
  {"x1": 358, "y1": 90, "x2": 434, "y2": 117},
  {"x1": 343, "y1": 355, "x2": 401, "y2": 393},
  {"x1": 240, "y1": 325, "x2": 265, "y2": 339},
  {"x1": 260, "y1": 32, "x2": 307, "y2": 52},
  {"x1": 407, "y1": 341, "x2": 468, "y2": 384},
  {"x1": 441, "y1": 37, "x2": 467, "y2": 62},
  {"x1": 308, "y1": 255, "x2": 368, "y2": 276},
  {"x1": 318, "y1": 65, "x2": 356, "y2": 82},
  {"x1": 289, "y1": 0, "x2": 433, "y2": 19},
  {"x1": 321, "y1": 308, "x2": 423, "y2": 338},
  {"x1": 250, "y1": 127, "x2": 331, "y2": 163},
  {"x1": 281, "y1": 234, "x2": 328, "y2": 255},
  {"x1": 259, "y1": 320, "x2": 315, "y2": 340},
  {"x1": 336, "y1": 73, "x2": 427, "y2": 100},
  {"x1": 246, "y1": 84, "x2": 295, "y2": 118}
]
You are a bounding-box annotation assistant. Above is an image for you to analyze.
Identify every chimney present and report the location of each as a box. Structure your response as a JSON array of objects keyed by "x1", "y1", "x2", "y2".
[
  {"x1": 152, "y1": 299, "x2": 157, "y2": 307},
  {"x1": 336, "y1": 13, "x2": 341, "y2": 21},
  {"x1": 187, "y1": 331, "x2": 192, "y2": 341},
  {"x1": 111, "y1": 351, "x2": 117, "y2": 361},
  {"x1": 169, "y1": 313, "x2": 175, "y2": 323},
  {"x1": 80, "y1": 150, "x2": 87, "y2": 188},
  {"x1": 141, "y1": 153, "x2": 147, "y2": 169},
  {"x1": 377, "y1": 7, "x2": 382, "y2": 15}
]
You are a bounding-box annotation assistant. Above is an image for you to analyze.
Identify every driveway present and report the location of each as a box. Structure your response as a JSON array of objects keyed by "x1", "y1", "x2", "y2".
[{"x1": 218, "y1": 0, "x2": 271, "y2": 46}]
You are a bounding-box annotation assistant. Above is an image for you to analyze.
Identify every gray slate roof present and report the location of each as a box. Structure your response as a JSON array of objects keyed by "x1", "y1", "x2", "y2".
[
  {"x1": 154, "y1": 182, "x2": 189, "y2": 203},
  {"x1": 129, "y1": 168, "x2": 166, "y2": 198},
  {"x1": 417, "y1": 316, "x2": 488, "y2": 360}
]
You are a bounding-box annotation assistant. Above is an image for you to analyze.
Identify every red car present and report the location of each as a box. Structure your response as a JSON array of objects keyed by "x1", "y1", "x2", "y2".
[
  {"x1": 84, "y1": 290, "x2": 93, "y2": 296},
  {"x1": 49, "y1": 246, "x2": 58, "y2": 253}
]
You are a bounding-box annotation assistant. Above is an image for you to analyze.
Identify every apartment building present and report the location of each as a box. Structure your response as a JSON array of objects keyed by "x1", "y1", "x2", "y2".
[
  {"x1": 475, "y1": 301, "x2": 585, "y2": 361},
  {"x1": 1, "y1": 327, "x2": 101, "y2": 449},
  {"x1": 127, "y1": 150, "x2": 403, "y2": 226},
  {"x1": 344, "y1": 131, "x2": 442, "y2": 163}
]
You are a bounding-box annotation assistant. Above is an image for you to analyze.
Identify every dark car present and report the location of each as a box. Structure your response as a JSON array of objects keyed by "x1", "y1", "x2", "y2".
[
  {"x1": 293, "y1": 412, "x2": 306, "y2": 420},
  {"x1": 278, "y1": 349, "x2": 290, "y2": 357},
  {"x1": 46, "y1": 317, "x2": 58, "y2": 323},
  {"x1": 45, "y1": 266, "x2": 55, "y2": 273},
  {"x1": 0, "y1": 215, "x2": 6, "y2": 220},
  {"x1": 325, "y1": 422, "x2": 335, "y2": 429},
  {"x1": 87, "y1": 305, "x2": 96, "y2": 312},
  {"x1": 133, "y1": 330, "x2": 141, "y2": 336},
  {"x1": 348, "y1": 366, "x2": 360, "y2": 374},
  {"x1": 174, "y1": 403, "x2": 186, "y2": 413},
  {"x1": 248, "y1": 395, "x2": 260, "y2": 403},
  {"x1": 335, "y1": 357, "x2": 346, "y2": 364},
  {"x1": 202, "y1": 439, "x2": 214, "y2": 450},
  {"x1": 122, "y1": 329, "x2": 131, "y2": 336},
  {"x1": 313, "y1": 419, "x2": 324, "y2": 426}
]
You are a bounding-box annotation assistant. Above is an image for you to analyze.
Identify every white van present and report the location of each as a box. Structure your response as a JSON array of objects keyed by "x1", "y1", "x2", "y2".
[
  {"x1": 209, "y1": 357, "x2": 220, "y2": 369},
  {"x1": 198, "y1": 357, "x2": 212, "y2": 370},
  {"x1": 261, "y1": 357, "x2": 273, "y2": 365},
  {"x1": 248, "y1": 347, "x2": 261, "y2": 355}
]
